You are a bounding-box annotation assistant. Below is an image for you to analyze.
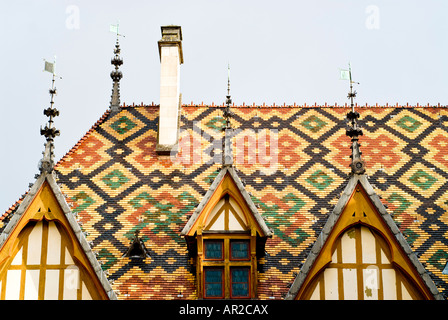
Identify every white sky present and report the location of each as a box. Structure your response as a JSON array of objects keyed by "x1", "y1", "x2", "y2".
[{"x1": 1, "y1": 0, "x2": 447, "y2": 211}]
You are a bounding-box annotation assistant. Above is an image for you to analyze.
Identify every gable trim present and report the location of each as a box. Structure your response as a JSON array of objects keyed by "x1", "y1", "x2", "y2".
[
  {"x1": 0, "y1": 172, "x2": 117, "y2": 300},
  {"x1": 181, "y1": 167, "x2": 272, "y2": 238},
  {"x1": 285, "y1": 174, "x2": 442, "y2": 300}
]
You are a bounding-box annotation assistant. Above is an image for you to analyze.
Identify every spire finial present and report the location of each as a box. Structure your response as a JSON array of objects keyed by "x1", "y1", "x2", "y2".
[
  {"x1": 223, "y1": 63, "x2": 233, "y2": 128},
  {"x1": 39, "y1": 58, "x2": 60, "y2": 173},
  {"x1": 343, "y1": 63, "x2": 365, "y2": 174},
  {"x1": 223, "y1": 63, "x2": 233, "y2": 166},
  {"x1": 109, "y1": 22, "x2": 124, "y2": 113}
]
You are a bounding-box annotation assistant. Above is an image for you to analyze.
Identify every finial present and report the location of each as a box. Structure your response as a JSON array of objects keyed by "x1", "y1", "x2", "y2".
[
  {"x1": 109, "y1": 22, "x2": 124, "y2": 113},
  {"x1": 343, "y1": 63, "x2": 365, "y2": 174},
  {"x1": 223, "y1": 63, "x2": 233, "y2": 129},
  {"x1": 39, "y1": 58, "x2": 61, "y2": 173},
  {"x1": 223, "y1": 63, "x2": 233, "y2": 166}
]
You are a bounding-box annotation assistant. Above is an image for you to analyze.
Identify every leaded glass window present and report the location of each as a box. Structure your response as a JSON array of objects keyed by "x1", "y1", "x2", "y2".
[
  {"x1": 231, "y1": 267, "x2": 250, "y2": 298},
  {"x1": 204, "y1": 240, "x2": 223, "y2": 260},
  {"x1": 204, "y1": 268, "x2": 224, "y2": 298},
  {"x1": 230, "y1": 240, "x2": 249, "y2": 260}
]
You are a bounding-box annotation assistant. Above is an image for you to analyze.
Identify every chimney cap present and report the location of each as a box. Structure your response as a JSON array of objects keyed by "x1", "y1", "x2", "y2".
[
  {"x1": 160, "y1": 25, "x2": 182, "y2": 41},
  {"x1": 158, "y1": 25, "x2": 183, "y2": 64}
]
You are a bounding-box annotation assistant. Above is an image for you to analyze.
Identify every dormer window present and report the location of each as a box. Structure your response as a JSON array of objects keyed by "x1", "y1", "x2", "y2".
[
  {"x1": 181, "y1": 169, "x2": 272, "y2": 300},
  {"x1": 202, "y1": 237, "x2": 252, "y2": 299}
]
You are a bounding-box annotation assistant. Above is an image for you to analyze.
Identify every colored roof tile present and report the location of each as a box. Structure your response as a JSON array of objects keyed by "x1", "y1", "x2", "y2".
[{"x1": 2, "y1": 104, "x2": 448, "y2": 299}]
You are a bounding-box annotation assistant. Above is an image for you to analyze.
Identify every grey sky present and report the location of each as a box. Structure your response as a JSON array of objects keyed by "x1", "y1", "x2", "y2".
[{"x1": 1, "y1": 0, "x2": 447, "y2": 211}]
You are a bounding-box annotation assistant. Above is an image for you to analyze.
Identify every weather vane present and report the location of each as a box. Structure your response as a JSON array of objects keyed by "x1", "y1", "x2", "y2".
[
  {"x1": 39, "y1": 57, "x2": 61, "y2": 173},
  {"x1": 110, "y1": 21, "x2": 125, "y2": 39},
  {"x1": 340, "y1": 63, "x2": 365, "y2": 174}
]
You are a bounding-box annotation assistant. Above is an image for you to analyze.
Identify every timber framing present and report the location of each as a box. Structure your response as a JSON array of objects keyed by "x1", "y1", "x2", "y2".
[
  {"x1": 285, "y1": 173, "x2": 443, "y2": 300},
  {"x1": 0, "y1": 171, "x2": 116, "y2": 300}
]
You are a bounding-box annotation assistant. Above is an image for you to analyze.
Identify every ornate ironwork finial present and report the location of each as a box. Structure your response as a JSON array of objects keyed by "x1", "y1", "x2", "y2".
[
  {"x1": 109, "y1": 22, "x2": 124, "y2": 113},
  {"x1": 223, "y1": 63, "x2": 233, "y2": 128},
  {"x1": 223, "y1": 64, "x2": 234, "y2": 166},
  {"x1": 343, "y1": 63, "x2": 365, "y2": 174},
  {"x1": 39, "y1": 58, "x2": 60, "y2": 173}
]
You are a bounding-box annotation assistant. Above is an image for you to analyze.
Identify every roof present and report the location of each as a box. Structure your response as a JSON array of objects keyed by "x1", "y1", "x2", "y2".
[{"x1": 2, "y1": 103, "x2": 448, "y2": 299}]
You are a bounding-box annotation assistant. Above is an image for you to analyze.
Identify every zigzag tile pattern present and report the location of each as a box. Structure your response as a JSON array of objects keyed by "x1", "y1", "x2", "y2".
[{"x1": 3, "y1": 104, "x2": 448, "y2": 299}]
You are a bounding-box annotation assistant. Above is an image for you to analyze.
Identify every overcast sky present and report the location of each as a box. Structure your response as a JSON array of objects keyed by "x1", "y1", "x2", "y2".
[{"x1": 1, "y1": 0, "x2": 447, "y2": 211}]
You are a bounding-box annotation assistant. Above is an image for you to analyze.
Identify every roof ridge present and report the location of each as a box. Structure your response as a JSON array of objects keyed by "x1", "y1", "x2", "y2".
[{"x1": 122, "y1": 102, "x2": 447, "y2": 109}]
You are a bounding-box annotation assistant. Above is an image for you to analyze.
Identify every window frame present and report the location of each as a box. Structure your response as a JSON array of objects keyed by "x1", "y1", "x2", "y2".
[
  {"x1": 230, "y1": 267, "x2": 251, "y2": 298},
  {"x1": 204, "y1": 239, "x2": 224, "y2": 261},
  {"x1": 203, "y1": 267, "x2": 225, "y2": 299},
  {"x1": 230, "y1": 239, "x2": 250, "y2": 261},
  {"x1": 200, "y1": 235, "x2": 253, "y2": 299}
]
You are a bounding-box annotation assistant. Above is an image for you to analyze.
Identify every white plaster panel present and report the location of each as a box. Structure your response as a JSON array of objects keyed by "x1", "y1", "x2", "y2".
[
  {"x1": 24, "y1": 270, "x2": 40, "y2": 300},
  {"x1": 47, "y1": 221, "x2": 61, "y2": 265},
  {"x1": 5, "y1": 270, "x2": 21, "y2": 299},
  {"x1": 341, "y1": 228, "x2": 356, "y2": 263},
  {"x1": 45, "y1": 270, "x2": 60, "y2": 300},
  {"x1": 324, "y1": 268, "x2": 338, "y2": 300},
  {"x1": 382, "y1": 269, "x2": 397, "y2": 300},
  {"x1": 361, "y1": 227, "x2": 376, "y2": 264},
  {"x1": 27, "y1": 222, "x2": 42, "y2": 265},
  {"x1": 343, "y1": 268, "x2": 358, "y2": 299}
]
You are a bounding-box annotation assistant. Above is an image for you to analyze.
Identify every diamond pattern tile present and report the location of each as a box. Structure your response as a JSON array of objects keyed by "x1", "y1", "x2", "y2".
[{"x1": 3, "y1": 104, "x2": 446, "y2": 299}]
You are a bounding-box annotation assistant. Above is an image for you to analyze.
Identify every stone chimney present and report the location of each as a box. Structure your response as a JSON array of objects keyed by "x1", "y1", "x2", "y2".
[{"x1": 156, "y1": 25, "x2": 184, "y2": 154}]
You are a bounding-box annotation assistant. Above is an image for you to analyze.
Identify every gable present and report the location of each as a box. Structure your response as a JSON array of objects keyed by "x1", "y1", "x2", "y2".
[
  {"x1": 0, "y1": 176, "x2": 114, "y2": 300},
  {"x1": 204, "y1": 194, "x2": 248, "y2": 231},
  {"x1": 182, "y1": 169, "x2": 271, "y2": 237},
  {"x1": 286, "y1": 177, "x2": 440, "y2": 300}
]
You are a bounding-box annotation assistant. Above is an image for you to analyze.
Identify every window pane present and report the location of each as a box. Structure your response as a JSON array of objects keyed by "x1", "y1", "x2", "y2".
[
  {"x1": 231, "y1": 268, "x2": 249, "y2": 297},
  {"x1": 230, "y1": 240, "x2": 249, "y2": 260},
  {"x1": 204, "y1": 268, "x2": 223, "y2": 298},
  {"x1": 204, "y1": 240, "x2": 223, "y2": 260}
]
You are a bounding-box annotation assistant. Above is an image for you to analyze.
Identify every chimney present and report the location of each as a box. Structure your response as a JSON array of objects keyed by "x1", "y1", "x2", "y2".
[{"x1": 156, "y1": 25, "x2": 184, "y2": 155}]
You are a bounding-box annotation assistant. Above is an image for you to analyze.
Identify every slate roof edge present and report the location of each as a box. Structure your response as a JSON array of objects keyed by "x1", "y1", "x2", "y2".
[
  {"x1": 357, "y1": 175, "x2": 443, "y2": 300},
  {"x1": 227, "y1": 167, "x2": 272, "y2": 237},
  {"x1": 0, "y1": 171, "x2": 117, "y2": 300},
  {"x1": 285, "y1": 174, "x2": 443, "y2": 300},
  {"x1": 44, "y1": 173, "x2": 118, "y2": 300},
  {"x1": 181, "y1": 167, "x2": 227, "y2": 236}
]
